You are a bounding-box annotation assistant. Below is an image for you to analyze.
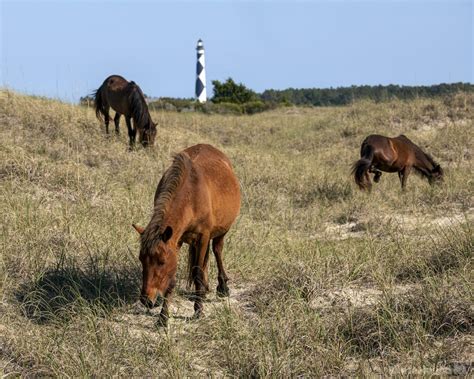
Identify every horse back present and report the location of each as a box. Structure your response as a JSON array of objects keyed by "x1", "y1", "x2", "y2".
[
  {"x1": 363, "y1": 134, "x2": 394, "y2": 157},
  {"x1": 103, "y1": 75, "x2": 129, "y2": 90},
  {"x1": 101, "y1": 75, "x2": 133, "y2": 116},
  {"x1": 363, "y1": 134, "x2": 391, "y2": 149},
  {"x1": 185, "y1": 144, "x2": 241, "y2": 232},
  {"x1": 361, "y1": 134, "x2": 401, "y2": 169},
  {"x1": 390, "y1": 135, "x2": 419, "y2": 162}
]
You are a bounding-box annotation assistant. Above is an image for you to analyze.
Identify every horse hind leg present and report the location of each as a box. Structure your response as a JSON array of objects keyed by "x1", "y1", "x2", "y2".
[
  {"x1": 373, "y1": 170, "x2": 382, "y2": 183},
  {"x1": 192, "y1": 235, "x2": 211, "y2": 318},
  {"x1": 104, "y1": 106, "x2": 111, "y2": 134},
  {"x1": 125, "y1": 116, "x2": 136, "y2": 148},
  {"x1": 212, "y1": 234, "x2": 230, "y2": 297},
  {"x1": 114, "y1": 113, "x2": 121, "y2": 135},
  {"x1": 202, "y1": 245, "x2": 210, "y2": 293}
]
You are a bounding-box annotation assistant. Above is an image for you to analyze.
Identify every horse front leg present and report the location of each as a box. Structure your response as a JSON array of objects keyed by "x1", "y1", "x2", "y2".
[
  {"x1": 125, "y1": 117, "x2": 136, "y2": 148},
  {"x1": 156, "y1": 280, "x2": 176, "y2": 327},
  {"x1": 399, "y1": 167, "x2": 411, "y2": 190}
]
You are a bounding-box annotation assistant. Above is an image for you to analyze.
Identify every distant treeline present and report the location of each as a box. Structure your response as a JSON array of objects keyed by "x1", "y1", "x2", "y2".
[
  {"x1": 260, "y1": 83, "x2": 474, "y2": 106},
  {"x1": 81, "y1": 81, "x2": 474, "y2": 114}
]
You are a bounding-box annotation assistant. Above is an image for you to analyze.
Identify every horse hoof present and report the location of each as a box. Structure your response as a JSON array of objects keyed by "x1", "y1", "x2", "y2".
[
  {"x1": 191, "y1": 309, "x2": 204, "y2": 320},
  {"x1": 216, "y1": 285, "x2": 230, "y2": 298},
  {"x1": 155, "y1": 314, "x2": 168, "y2": 328}
]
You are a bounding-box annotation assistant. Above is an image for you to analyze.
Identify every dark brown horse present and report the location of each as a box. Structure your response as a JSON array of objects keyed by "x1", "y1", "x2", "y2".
[
  {"x1": 132, "y1": 144, "x2": 241, "y2": 325},
  {"x1": 93, "y1": 75, "x2": 157, "y2": 147},
  {"x1": 352, "y1": 134, "x2": 443, "y2": 191}
]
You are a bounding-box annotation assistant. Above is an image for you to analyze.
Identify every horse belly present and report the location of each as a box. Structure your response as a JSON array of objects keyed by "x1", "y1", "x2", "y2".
[
  {"x1": 213, "y1": 178, "x2": 240, "y2": 221},
  {"x1": 180, "y1": 231, "x2": 200, "y2": 245},
  {"x1": 375, "y1": 162, "x2": 399, "y2": 173},
  {"x1": 373, "y1": 147, "x2": 398, "y2": 172},
  {"x1": 106, "y1": 91, "x2": 130, "y2": 116}
]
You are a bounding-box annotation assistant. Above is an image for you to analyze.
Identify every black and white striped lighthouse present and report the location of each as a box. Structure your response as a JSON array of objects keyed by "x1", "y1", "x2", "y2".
[{"x1": 195, "y1": 39, "x2": 207, "y2": 103}]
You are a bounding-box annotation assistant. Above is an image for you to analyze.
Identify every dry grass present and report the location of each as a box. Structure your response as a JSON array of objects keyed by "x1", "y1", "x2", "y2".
[{"x1": 1, "y1": 90, "x2": 473, "y2": 376}]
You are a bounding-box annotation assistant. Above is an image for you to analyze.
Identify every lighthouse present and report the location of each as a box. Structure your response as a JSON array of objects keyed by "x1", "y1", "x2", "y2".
[{"x1": 195, "y1": 39, "x2": 207, "y2": 103}]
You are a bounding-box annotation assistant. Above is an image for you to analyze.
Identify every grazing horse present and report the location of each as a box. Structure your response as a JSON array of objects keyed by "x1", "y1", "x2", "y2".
[
  {"x1": 352, "y1": 134, "x2": 443, "y2": 191},
  {"x1": 93, "y1": 75, "x2": 157, "y2": 147},
  {"x1": 132, "y1": 144, "x2": 241, "y2": 325}
]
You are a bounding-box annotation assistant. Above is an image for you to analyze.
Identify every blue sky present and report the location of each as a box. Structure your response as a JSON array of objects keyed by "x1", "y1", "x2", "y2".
[{"x1": 1, "y1": 0, "x2": 472, "y2": 102}]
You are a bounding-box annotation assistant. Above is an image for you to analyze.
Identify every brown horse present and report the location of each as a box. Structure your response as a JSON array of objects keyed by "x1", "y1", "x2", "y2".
[
  {"x1": 93, "y1": 75, "x2": 157, "y2": 147},
  {"x1": 132, "y1": 144, "x2": 241, "y2": 325},
  {"x1": 352, "y1": 134, "x2": 443, "y2": 191}
]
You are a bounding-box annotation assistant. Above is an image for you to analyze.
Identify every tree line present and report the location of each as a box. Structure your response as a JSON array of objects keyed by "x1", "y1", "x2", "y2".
[
  {"x1": 81, "y1": 80, "x2": 473, "y2": 114},
  {"x1": 260, "y1": 82, "x2": 474, "y2": 106}
]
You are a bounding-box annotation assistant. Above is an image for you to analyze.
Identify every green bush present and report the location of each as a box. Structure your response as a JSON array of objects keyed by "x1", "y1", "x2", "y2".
[
  {"x1": 212, "y1": 78, "x2": 258, "y2": 104},
  {"x1": 242, "y1": 101, "x2": 270, "y2": 114},
  {"x1": 209, "y1": 102, "x2": 243, "y2": 115},
  {"x1": 148, "y1": 97, "x2": 195, "y2": 112}
]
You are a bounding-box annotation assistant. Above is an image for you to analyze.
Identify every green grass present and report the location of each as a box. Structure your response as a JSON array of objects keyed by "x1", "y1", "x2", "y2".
[{"x1": 1, "y1": 90, "x2": 473, "y2": 376}]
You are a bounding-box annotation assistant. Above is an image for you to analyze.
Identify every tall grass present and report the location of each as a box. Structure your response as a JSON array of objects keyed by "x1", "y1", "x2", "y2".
[{"x1": 1, "y1": 90, "x2": 473, "y2": 376}]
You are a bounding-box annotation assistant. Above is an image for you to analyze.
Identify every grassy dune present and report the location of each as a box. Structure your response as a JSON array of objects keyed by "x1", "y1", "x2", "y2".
[{"x1": 1, "y1": 90, "x2": 473, "y2": 376}]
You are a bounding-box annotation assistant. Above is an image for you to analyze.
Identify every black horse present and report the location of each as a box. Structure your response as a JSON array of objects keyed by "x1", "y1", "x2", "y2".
[{"x1": 93, "y1": 75, "x2": 156, "y2": 147}]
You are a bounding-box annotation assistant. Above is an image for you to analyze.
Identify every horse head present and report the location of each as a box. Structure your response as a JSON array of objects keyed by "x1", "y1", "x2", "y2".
[
  {"x1": 139, "y1": 122, "x2": 157, "y2": 147},
  {"x1": 133, "y1": 224, "x2": 176, "y2": 308},
  {"x1": 429, "y1": 164, "x2": 444, "y2": 185}
]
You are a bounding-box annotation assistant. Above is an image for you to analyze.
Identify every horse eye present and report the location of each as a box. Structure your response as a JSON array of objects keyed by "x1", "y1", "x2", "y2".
[{"x1": 153, "y1": 253, "x2": 165, "y2": 265}]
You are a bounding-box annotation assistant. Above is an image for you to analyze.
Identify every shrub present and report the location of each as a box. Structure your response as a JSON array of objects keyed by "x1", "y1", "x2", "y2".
[
  {"x1": 196, "y1": 102, "x2": 243, "y2": 115},
  {"x1": 148, "y1": 97, "x2": 195, "y2": 112},
  {"x1": 212, "y1": 78, "x2": 258, "y2": 104},
  {"x1": 242, "y1": 101, "x2": 270, "y2": 115}
]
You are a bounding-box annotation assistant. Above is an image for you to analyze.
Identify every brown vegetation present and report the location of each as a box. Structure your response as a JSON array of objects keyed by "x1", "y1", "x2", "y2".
[{"x1": 1, "y1": 90, "x2": 472, "y2": 376}]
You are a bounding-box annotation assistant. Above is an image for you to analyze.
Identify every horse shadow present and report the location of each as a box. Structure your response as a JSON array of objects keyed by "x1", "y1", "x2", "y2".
[{"x1": 15, "y1": 260, "x2": 141, "y2": 324}]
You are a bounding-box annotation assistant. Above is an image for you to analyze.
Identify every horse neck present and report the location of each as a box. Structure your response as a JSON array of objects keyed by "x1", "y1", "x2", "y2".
[
  {"x1": 137, "y1": 105, "x2": 152, "y2": 129},
  {"x1": 150, "y1": 156, "x2": 193, "y2": 242},
  {"x1": 413, "y1": 150, "x2": 435, "y2": 176},
  {"x1": 130, "y1": 86, "x2": 152, "y2": 129},
  {"x1": 161, "y1": 191, "x2": 191, "y2": 241}
]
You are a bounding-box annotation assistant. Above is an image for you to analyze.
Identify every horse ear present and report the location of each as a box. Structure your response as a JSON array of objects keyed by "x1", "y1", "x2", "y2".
[
  {"x1": 161, "y1": 226, "x2": 173, "y2": 243},
  {"x1": 132, "y1": 224, "x2": 145, "y2": 235}
]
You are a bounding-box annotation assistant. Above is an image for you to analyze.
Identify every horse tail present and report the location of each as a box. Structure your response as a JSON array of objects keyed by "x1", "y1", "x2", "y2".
[
  {"x1": 93, "y1": 84, "x2": 106, "y2": 121},
  {"x1": 128, "y1": 82, "x2": 151, "y2": 129},
  {"x1": 352, "y1": 144, "x2": 374, "y2": 191}
]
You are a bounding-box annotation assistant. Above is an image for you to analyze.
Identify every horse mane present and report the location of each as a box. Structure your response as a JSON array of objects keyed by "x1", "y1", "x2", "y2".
[
  {"x1": 397, "y1": 135, "x2": 439, "y2": 177},
  {"x1": 128, "y1": 81, "x2": 153, "y2": 130},
  {"x1": 141, "y1": 152, "x2": 191, "y2": 251}
]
